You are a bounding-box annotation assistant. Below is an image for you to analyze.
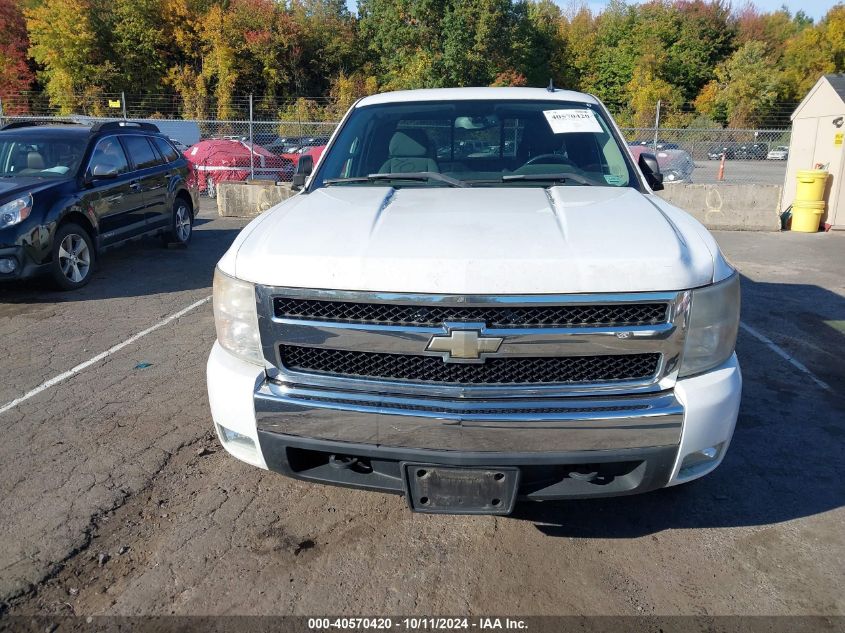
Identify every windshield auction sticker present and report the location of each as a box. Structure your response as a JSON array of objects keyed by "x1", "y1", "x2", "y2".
[{"x1": 543, "y1": 108, "x2": 603, "y2": 134}]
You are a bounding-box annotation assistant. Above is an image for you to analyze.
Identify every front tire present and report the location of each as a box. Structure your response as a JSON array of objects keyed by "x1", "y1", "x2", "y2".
[
  {"x1": 163, "y1": 198, "x2": 193, "y2": 246},
  {"x1": 50, "y1": 222, "x2": 94, "y2": 290}
]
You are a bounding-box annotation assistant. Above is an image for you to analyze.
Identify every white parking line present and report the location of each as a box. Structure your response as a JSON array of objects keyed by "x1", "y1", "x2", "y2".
[
  {"x1": 739, "y1": 321, "x2": 831, "y2": 392},
  {"x1": 0, "y1": 296, "x2": 212, "y2": 417}
]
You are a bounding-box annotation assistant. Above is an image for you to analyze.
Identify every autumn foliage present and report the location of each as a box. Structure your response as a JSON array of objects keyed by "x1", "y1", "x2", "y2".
[{"x1": 2, "y1": 0, "x2": 844, "y2": 127}]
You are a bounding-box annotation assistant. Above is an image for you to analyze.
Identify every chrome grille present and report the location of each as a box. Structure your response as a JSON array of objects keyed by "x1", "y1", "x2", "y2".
[
  {"x1": 273, "y1": 298, "x2": 669, "y2": 328},
  {"x1": 280, "y1": 346, "x2": 661, "y2": 385}
]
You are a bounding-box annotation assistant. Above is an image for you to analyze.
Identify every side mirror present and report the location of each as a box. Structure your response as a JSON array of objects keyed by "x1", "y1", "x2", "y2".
[
  {"x1": 638, "y1": 152, "x2": 664, "y2": 191},
  {"x1": 291, "y1": 154, "x2": 314, "y2": 190},
  {"x1": 89, "y1": 164, "x2": 120, "y2": 182}
]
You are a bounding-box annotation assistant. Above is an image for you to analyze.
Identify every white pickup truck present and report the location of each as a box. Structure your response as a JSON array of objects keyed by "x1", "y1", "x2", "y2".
[{"x1": 207, "y1": 87, "x2": 741, "y2": 515}]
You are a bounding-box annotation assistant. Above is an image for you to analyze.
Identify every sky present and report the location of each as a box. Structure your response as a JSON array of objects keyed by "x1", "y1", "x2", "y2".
[
  {"x1": 343, "y1": 0, "x2": 832, "y2": 22},
  {"x1": 572, "y1": 0, "x2": 831, "y2": 20}
]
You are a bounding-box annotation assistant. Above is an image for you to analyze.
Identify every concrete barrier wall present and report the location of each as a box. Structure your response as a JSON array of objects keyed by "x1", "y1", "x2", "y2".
[
  {"x1": 217, "y1": 180, "x2": 294, "y2": 218},
  {"x1": 215, "y1": 180, "x2": 781, "y2": 230},
  {"x1": 657, "y1": 183, "x2": 782, "y2": 231}
]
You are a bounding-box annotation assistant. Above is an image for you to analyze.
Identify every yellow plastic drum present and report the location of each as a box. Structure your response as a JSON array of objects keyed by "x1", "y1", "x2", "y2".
[
  {"x1": 791, "y1": 200, "x2": 825, "y2": 233},
  {"x1": 795, "y1": 170, "x2": 828, "y2": 202}
]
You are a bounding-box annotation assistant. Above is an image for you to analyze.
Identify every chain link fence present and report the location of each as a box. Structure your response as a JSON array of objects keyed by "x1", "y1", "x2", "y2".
[
  {"x1": 0, "y1": 93, "x2": 792, "y2": 196},
  {"x1": 620, "y1": 127, "x2": 791, "y2": 186}
]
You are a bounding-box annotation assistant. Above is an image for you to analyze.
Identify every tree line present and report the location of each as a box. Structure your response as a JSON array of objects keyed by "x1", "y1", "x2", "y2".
[{"x1": 1, "y1": 0, "x2": 843, "y2": 127}]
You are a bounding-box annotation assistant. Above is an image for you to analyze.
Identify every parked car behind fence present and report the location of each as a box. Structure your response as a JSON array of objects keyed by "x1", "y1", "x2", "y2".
[{"x1": 184, "y1": 139, "x2": 295, "y2": 198}]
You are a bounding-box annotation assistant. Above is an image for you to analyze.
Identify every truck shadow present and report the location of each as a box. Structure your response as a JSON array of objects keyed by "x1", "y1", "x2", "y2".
[{"x1": 515, "y1": 275, "x2": 845, "y2": 536}]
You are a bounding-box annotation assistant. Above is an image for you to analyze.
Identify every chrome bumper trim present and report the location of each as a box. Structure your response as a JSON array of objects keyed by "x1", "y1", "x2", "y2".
[{"x1": 254, "y1": 382, "x2": 683, "y2": 452}]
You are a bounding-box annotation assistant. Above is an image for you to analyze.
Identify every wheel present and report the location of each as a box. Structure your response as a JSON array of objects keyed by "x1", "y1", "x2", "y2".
[
  {"x1": 50, "y1": 222, "x2": 94, "y2": 290},
  {"x1": 163, "y1": 198, "x2": 193, "y2": 246}
]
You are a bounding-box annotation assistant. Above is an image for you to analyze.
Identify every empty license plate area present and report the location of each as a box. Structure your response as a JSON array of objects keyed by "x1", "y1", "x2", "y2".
[{"x1": 402, "y1": 464, "x2": 520, "y2": 515}]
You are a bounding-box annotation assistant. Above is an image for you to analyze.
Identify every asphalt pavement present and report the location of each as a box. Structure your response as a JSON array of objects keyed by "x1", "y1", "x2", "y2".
[
  {"x1": 691, "y1": 160, "x2": 787, "y2": 185},
  {"x1": 0, "y1": 201, "x2": 843, "y2": 616}
]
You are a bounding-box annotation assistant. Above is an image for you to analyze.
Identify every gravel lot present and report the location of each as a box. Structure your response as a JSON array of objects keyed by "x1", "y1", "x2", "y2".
[{"x1": 0, "y1": 200, "x2": 843, "y2": 617}]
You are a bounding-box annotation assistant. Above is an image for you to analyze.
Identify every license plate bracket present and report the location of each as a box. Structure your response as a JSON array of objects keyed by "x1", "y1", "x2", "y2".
[{"x1": 401, "y1": 463, "x2": 520, "y2": 515}]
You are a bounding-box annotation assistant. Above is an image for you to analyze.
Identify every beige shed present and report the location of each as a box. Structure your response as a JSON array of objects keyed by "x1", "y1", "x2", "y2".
[{"x1": 782, "y1": 74, "x2": 845, "y2": 230}]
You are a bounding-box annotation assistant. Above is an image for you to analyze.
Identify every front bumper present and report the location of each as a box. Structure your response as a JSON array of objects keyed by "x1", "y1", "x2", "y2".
[
  {"x1": 0, "y1": 244, "x2": 49, "y2": 281},
  {"x1": 207, "y1": 342, "x2": 741, "y2": 500}
]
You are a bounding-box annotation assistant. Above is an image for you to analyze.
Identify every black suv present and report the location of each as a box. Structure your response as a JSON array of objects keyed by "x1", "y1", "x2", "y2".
[{"x1": 0, "y1": 120, "x2": 197, "y2": 289}]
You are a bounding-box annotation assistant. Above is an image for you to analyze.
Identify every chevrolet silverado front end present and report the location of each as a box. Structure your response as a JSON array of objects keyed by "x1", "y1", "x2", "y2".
[{"x1": 207, "y1": 87, "x2": 742, "y2": 515}]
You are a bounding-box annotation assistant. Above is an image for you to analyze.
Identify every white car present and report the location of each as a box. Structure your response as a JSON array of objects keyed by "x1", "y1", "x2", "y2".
[
  {"x1": 207, "y1": 87, "x2": 742, "y2": 515},
  {"x1": 767, "y1": 145, "x2": 789, "y2": 160}
]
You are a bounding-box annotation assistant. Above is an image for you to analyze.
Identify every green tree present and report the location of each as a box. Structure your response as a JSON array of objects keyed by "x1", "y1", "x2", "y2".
[
  {"x1": 358, "y1": 0, "x2": 446, "y2": 89},
  {"x1": 561, "y1": 5, "x2": 597, "y2": 91},
  {"x1": 663, "y1": 0, "x2": 735, "y2": 102},
  {"x1": 161, "y1": 0, "x2": 215, "y2": 113},
  {"x1": 196, "y1": 3, "x2": 240, "y2": 118},
  {"x1": 26, "y1": 0, "x2": 115, "y2": 113},
  {"x1": 520, "y1": 0, "x2": 572, "y2": 87},
  {"x1": 110, "y1": 0, "x2": 167, "y2": 96},
  {"x1": 780, "y1": 5, "x2": 845, "y2": 100},
  {"x1": 325, "y1": 71, "x2": 379, "y2": 119},
  {"x1": 623, "y1": 49, "x2": 685, "y2": 128},
  {"x1": 707, "y1": 41, "x2": 781, "y2": 128},
  {"x1": 577, "y1": 0, "x2": 644, "y2": 111},
  {"x1": 291, "y1": 0, "x2": 360, "y2": 96}
]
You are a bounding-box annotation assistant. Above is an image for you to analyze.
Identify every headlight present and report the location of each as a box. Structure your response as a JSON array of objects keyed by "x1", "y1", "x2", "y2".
[
  {"x1": 678, "y1": 273, "x2": 740, "y2": 377},
  {"x1": 213, "y1": 267, "x2": 263, "y2": 365},
  {"x1": 0, "y1": 195, "x2": 33, "y2": 229}
]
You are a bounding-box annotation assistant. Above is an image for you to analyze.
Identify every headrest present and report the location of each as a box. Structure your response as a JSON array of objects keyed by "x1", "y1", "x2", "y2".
[
  {"x1": 27, "y1": 152, "x2": 45, "y2": 170},
  {"x1": 389, "y1": 130, "x2": 429, "y2": 157}
]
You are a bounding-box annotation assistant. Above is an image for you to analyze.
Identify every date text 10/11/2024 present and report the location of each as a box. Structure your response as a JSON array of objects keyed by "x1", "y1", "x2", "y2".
[{"x1": 307, "y1": 618, "x2": 528, "y2": 630}]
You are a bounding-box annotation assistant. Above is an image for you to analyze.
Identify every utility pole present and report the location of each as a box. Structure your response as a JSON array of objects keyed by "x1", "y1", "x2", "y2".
[
  {"x1": 653, "y1": 100, "x2": 661, "y2": 151},
  {"x1": 121, "y1": 92, "x2": 127, "y2": 120},
  {"x1": 0, "y1": 96, "x2": 4, "y2": 127}
]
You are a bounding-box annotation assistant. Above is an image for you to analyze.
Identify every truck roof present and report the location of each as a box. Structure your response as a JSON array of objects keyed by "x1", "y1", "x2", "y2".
[{"x1": 356, "y1": 87, "x2": 600, "y2": 108}]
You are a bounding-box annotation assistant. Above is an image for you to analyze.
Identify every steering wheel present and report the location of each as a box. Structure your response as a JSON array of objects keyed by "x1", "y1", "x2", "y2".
[{"x1": 521, "y1": 153, "x2": 576, "y2": 168}]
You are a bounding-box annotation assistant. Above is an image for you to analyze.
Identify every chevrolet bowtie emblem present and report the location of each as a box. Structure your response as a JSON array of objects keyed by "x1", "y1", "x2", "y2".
[{"x1": 426, "y1": 328, "x2": 503, "y2": 362}]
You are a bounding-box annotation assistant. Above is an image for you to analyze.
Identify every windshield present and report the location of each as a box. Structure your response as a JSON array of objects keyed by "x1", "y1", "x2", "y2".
[
  {"x1": 0, "y1": 135, "x2": 87, "y2": 179},
  {"x1": 311, "y1": 99, "x2": 638, "y2": 189}
]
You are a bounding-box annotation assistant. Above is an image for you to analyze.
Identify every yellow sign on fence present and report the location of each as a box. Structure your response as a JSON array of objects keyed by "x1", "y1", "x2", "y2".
[{"x1": 108, "y1": 99, "x2": 121, "y2": 109}]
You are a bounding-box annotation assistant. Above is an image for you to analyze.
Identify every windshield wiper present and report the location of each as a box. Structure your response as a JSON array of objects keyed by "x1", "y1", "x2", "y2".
[
  {"x1": 324, "y1": 171, "x2": 468, "y2": 188},
  {"x1": 500, "y1": 173, "x2": 595, "y2": 186}
]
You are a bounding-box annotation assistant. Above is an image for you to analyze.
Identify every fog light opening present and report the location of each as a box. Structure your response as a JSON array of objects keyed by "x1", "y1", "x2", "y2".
[
  {"x1": 0, "y1": 257, "x2": 18, "y2": 274},
  {"x1": 216, "y1": 423, "x2": 259, "y2": 462},
  {"x1": 679, "y1": 443, "x2": 724, "y2": 478}
]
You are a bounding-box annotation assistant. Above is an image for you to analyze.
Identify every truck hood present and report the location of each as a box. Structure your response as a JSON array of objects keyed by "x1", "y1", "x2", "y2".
[{"x1": 230, "y1": 186, "x2": 719, "y2": 294}]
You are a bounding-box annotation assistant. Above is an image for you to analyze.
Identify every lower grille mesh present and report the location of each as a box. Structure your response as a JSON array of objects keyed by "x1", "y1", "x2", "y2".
[{"x1": 280, "y1": 346, "x2": 661, "y2": 385}]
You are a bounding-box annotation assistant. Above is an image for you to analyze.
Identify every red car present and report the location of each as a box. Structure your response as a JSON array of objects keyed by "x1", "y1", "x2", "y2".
[
  {"x1": 184, "y1": 139, "x2": 295, "y2": 197},
  {"x1": 628, "y1": 145, "x2": 695, "y2": 183},
  {"x1": 279, "y1": 144, "x2": 326, "y2": 168}
]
